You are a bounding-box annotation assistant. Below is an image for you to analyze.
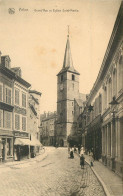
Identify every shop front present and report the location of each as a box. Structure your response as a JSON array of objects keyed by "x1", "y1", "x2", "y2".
[
  {"x1": 30, "y1": 135, "x2": 42, "y2": 157},
  {"x1": 0, "y1": 136, "x2": 14, "y2": 163},
  {"x1": 86, "y1": 115, "x2": 102, "y2": 160},
  {"x1": 14, "y1": 131, "x2": 30, "y2": 161}
]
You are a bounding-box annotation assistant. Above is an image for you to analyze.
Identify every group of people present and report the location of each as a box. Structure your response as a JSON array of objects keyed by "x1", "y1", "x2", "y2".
[{"x1": 68, "y1": 145, "x2": 94, "y2": 169}]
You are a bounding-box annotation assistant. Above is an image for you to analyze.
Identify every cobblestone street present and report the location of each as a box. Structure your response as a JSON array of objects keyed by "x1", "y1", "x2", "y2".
[{"x1": 0, "y1": 147, "x2": 105, "y2": 196}]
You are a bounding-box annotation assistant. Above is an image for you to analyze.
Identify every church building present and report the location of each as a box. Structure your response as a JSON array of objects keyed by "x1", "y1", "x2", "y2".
[{"x1": 56, "y1": 33, "x2": 86, "y2": 147}]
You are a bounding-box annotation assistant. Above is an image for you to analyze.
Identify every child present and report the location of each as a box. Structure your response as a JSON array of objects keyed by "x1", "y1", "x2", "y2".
[
  {"x1": 80, "y1": 154, "x2": 85, "y2": 169},
  {"x1": 90, "y1": 151, "x2": 94, "y2": 167},
  {"x1": 70, "y1": 147, "x2": 74, "y2": 159}
]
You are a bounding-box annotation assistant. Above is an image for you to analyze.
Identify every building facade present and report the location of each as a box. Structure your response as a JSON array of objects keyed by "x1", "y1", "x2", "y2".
[
  {"x1": 40, "y1": 112, "x2": 57, "y2": 146},
  {"x1": 0, "y1": 55, "x2": 14, "y2": 162},
  {"x1": 56, "y1": 34, "x2": 86, "y2": 147},
  {"x1": 0, "y1": 53, "x2": 31, "y2": 162},
  {"x1": 81, "y1": 3, "x2": 123, "y2": 177},
  {"x1": 27, "y1": 90, "x2": 42, "y2": 156}
]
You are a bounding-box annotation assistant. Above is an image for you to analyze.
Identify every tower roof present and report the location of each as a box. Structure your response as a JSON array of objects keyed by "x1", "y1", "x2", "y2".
[
  {"x1": 63, "y1": 35, "x2": 73, "y2": 69},
  {"x1": 57, "y1": 34, "x2": 80, "y2": 76}
]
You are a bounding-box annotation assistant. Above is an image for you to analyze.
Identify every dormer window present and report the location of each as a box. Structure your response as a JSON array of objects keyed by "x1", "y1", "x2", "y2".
[
  {"x1": 61, "y1": 75, "x2": 63, "y2": 82},
  {"x1": 72, "y1": 74, "x2": 75, "y2": 81}
]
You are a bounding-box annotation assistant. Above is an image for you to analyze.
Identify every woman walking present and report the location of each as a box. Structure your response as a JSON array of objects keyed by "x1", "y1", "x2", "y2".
[{"x1": 80, "y1": 154, "x2": 85, "y2": 169}]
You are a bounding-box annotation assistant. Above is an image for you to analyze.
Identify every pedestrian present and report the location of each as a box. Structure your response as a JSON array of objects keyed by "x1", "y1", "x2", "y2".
[
  {"x1": 74, "y1": 145, "x2": 77, "y2": 153},
  {"x1": 80, "y1": 154, "x2": 85, "y2": 169},
  {"x1": 80, "y1": 146, "x2": 85, "y2": 156},
  {"x1": 90, "y1": 151, "x2": 94, "y2": 166},
  {"x1": 78, "y1": 144, "x2": 81, "y2": 154},
  {"x1": 70, "y1": 147, "x2": 74, "y2": 159}
]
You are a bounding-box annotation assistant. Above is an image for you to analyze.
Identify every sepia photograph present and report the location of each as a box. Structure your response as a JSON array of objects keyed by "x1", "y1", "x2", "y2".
[{"x1": 0, "y1": 0, "x2": 123, "y2": 195}]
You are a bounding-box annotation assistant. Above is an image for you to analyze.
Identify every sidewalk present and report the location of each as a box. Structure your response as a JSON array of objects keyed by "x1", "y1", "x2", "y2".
[
  {"x1": 84, "y1": 155, "x2": 123, "y2": 196},
  {"x1": 0, "y1": 149, "x2": 47, "y2": 173}
]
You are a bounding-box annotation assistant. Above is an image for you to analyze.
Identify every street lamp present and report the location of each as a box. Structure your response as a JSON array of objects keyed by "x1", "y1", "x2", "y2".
[
  {"x1": 88, "y1": 104, "x2": 94, "y2": 112},
  {"x1": 109, "y1": 96, "x2": 119, "y2": 171},
  {"x1": 109, "y1": 96, "x2": 119, "y2": 119}
]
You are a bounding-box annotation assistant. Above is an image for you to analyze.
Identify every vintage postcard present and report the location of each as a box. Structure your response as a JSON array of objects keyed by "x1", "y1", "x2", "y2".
[{"x1": 0, "y1": 0, "x2": 122, "y2": 195}]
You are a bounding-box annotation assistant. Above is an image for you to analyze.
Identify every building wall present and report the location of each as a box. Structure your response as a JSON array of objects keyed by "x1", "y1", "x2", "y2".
[
  {"x1": 0, "y1": 72, "x2": 14, "y2": 162},
  {"x1": 40, "y1": 112, "x2": 57, "y2": 146},
  {"x1": 81, "y1": 3, "x2": 123, "y2": 177},
  {"x1": 57, "y1": 71, "x2": 80, "y2": 146},
  {"x1": 13, "y1": 81, "x2": 28, "y2": 133},
  {"x1": 27, "y1": 92, "x2": 41, "y2": 140}
]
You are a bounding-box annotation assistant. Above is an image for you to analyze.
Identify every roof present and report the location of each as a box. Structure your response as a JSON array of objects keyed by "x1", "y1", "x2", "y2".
[
  {"x1": 57, "y1": 35, "x2": 80, "y2": 76},
  {"x1": 0, "y1": 65, "x2": 31, "y2": 88},
  {"x1": 75, "y1": 99, "x2": 83, "y2": 107},
  {"x1": 87, "y1": 2, "x2": 123, "y2": 104},
  {"x1": 29, "y1": 90, "x2": 42, "y2": 96},
  {"x1": 31, "y1": 94, "x2": 39, "y2": 105}
]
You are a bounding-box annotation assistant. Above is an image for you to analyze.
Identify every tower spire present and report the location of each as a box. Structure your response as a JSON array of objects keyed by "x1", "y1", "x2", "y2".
[
  {"x1": 63, "y1": 26, "x2": 73, "y2": 68},
  {"x1": 67, "y1": 25, "x2": 69, "y2": 37}
]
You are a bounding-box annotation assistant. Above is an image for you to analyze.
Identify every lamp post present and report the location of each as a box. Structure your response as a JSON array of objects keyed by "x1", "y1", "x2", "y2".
[
  {"x1": 109, "y1": 96, "x2": 119, "y2": 171},
  {"x1": 109, "y1": 96, "x2": 119, "y2": 118}
]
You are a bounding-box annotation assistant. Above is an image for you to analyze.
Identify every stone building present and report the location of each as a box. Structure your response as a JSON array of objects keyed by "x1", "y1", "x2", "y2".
[
  {"x1": 0, "y1": 53, "x2": 31, "y2": 162},
  {"x1": 27, "y1": 90, "x2": 42, "y2": 156},
  {"x1": 40, "y1": 112, "x2": 57, "y2": 146},
  {"x1": 56, "y1": 34, "x2": 86, "y2": 147},
  {"x1": 81, "y1": 2, "x2": 123, "y2": 177}
]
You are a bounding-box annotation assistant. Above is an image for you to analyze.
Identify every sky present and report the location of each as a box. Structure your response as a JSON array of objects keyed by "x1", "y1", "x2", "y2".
[{"x1": 0, "y1": 0, "x2": 121, "y2": 113}]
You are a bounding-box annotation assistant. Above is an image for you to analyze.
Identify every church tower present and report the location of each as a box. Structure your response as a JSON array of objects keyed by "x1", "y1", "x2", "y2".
[{"x1": 56, "y1": 32, "x2": 80, "y2": 146}]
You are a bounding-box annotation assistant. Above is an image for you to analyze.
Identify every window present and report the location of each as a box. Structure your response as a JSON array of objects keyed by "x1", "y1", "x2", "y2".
[
  {"x1": 5, "y1": 87, "x2": 12, "y2": 105},
  {"x1": 15, "y1": 89, "x2": 19, "y2": 105},
  {"x1": 72, "y1": 74, "x2": 75, "y2": 81},
  {"x1": 22, "y1": 116, "x2": 26, "y2": 131},
  {"x1": 15, "y1": 114, "x2": 20, "y2": 130},
  {"x1": 22, "y1": 93, "x2": 26, "y2": 108},
  {"x1": 4, "y1": 111, "x2": 11, "y2": 129},
  {"x1": 61, "y1": 75, "x2": 63, "y2": 82},
  {"x1": 0, "y1": 84, "x2": 3, "y2": 102},
  {"x1": 0, "y1": 110, "x2": 3, "y2": 128}
]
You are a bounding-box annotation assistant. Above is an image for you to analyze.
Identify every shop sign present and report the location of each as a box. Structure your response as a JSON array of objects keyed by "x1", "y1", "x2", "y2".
[{"x1": 14, "y1": 131, "x2": 29, "y2": 138}]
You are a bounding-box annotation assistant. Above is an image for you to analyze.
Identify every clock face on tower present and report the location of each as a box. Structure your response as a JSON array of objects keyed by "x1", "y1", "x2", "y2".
[{"x1": 60, "y1": 83, "x2": 63, "y2": 91}]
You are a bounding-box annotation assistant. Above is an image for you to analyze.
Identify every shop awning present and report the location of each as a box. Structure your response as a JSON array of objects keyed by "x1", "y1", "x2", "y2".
[
  {"x1": 30, "y1": 136, "x2": 42, "y2": 146},
  {"x1": 14, "y1": 138, "x2": 31, "y2": 146}
]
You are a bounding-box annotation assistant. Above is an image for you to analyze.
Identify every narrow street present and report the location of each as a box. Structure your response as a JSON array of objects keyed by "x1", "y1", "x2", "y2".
[{"x1": 0, "y1": 147, "x2": 105, "y2": 196}]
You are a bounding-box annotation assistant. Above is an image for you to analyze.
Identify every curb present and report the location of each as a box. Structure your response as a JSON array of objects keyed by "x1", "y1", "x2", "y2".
[
  {"x1": 85, "y1": 159, "x2": 111, "y2": 196},
  {"x1": 76, "y1": 153, "x2": 111, "y2": 196}
]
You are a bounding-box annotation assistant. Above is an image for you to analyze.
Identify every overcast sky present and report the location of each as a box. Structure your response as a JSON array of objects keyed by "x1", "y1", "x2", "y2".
[{"x1": 0, "y1": 0, "x2": 121, "y2": 113}]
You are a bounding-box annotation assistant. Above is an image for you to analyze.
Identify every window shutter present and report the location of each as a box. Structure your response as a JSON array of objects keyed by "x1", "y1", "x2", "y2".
[{"x1": 0, "y1": 85, "x2": 2, "y2": 101}]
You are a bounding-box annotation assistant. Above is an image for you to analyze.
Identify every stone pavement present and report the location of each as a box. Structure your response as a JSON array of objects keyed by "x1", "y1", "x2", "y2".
[
  {"x1": 0, "y1": 147, "x2": 105, "y2": 196},
  {"x1": 84, "y1": 154, "x2": 123, "y2": 196}
]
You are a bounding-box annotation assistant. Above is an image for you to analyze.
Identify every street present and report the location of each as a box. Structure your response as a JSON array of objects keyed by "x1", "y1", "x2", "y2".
[{"x1": 0, "y1": 147, "x2": 105, "y2": 196}]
